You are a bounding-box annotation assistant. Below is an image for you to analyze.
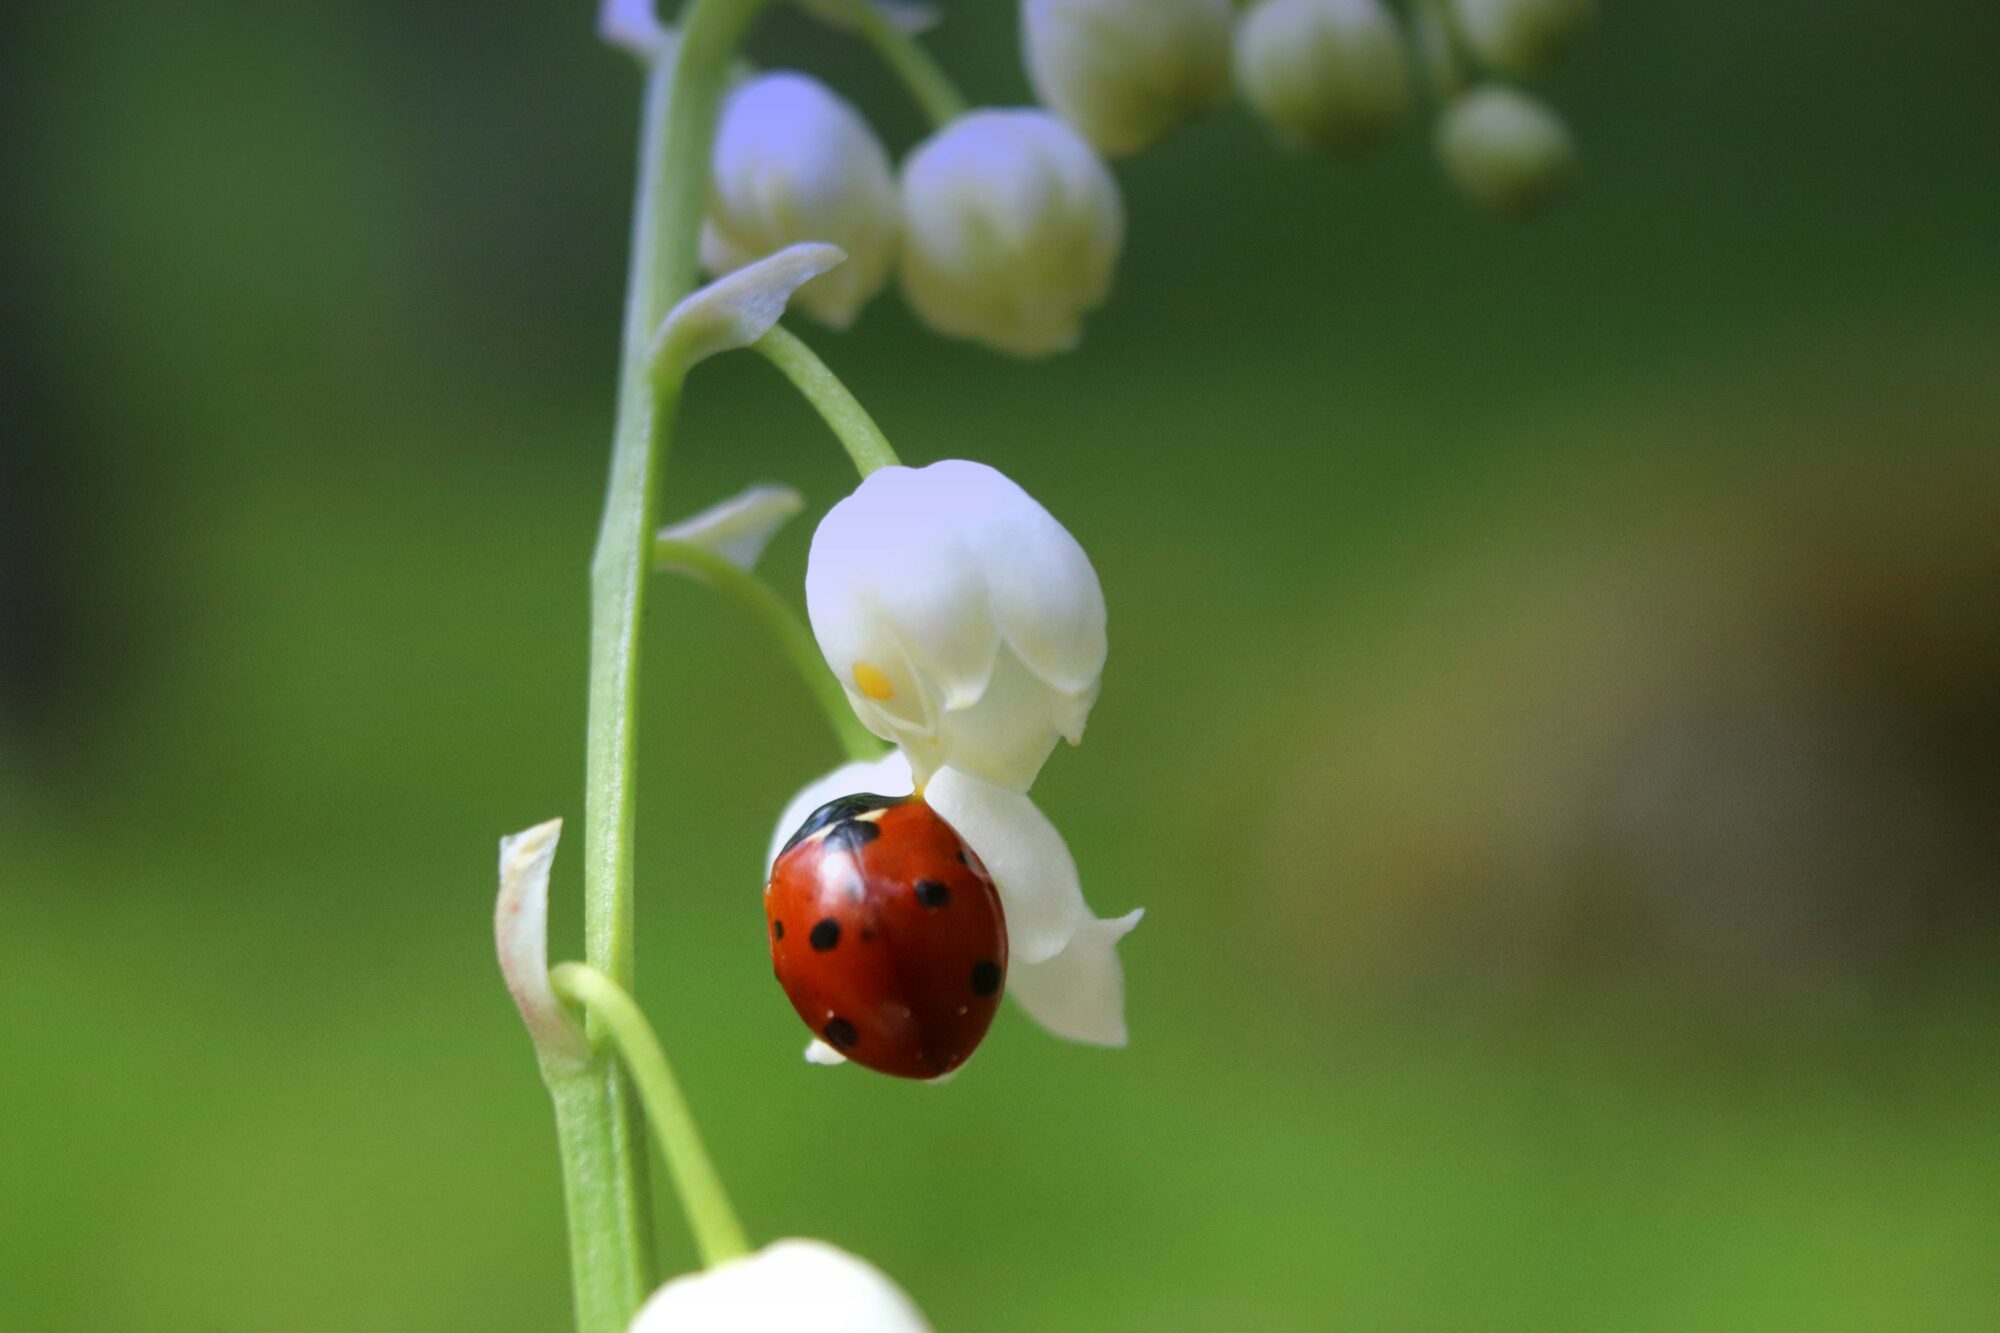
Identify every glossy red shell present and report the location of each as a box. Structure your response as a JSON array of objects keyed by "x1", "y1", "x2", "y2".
[{"x1": 765, "y1": 793, "x2": 1008, "y2": 1080}]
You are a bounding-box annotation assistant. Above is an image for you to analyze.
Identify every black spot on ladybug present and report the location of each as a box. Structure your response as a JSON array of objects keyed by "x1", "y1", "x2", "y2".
[
  {"x1": 781, "y1": 792, "x2": 908, "y2": 854},
  {"x1": 957, "y1": 849, "x2": 971, "y2": 865},
  {"x1": 971, "y1": 960, "x2": 1002, "y2": 996},
  {"x1": 824, "y1": 819, "x2": 881, "y2": 855},
  {"x1": 915, "y1": 879, "x2": 951, "y2": 908},
  {"x1": 823, "y1": 1017, "x2": 858, "y2": 1049},
  {"x1": 809, "y1": 918, "x2": 841, "y2": 951},
  {"x1": 771, "y1": 920, "x2": 784, "y2": 941}
]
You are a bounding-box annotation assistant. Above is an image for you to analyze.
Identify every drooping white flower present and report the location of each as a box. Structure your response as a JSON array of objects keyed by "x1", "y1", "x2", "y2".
[
  {"x1": 806, "y1": 460, "x2": 1106, "y2": 792},
  {"x1": 702, "y1": 73, "x2": 900, "y2": 330},
  {"x1": 898, "y1": 110, "x2": 1124, "y2": 357},
  {"x1": 1452, "y1": 0, "x2": 1594, "y2": 75},
  {"x1": 1234, "y1": 0, "x2": 1412, "y2": 156},
  {"x1": 1023, "y1": 0, "x2": 1235, "y2": 156},
  {"x1": 628, "y1": 1239, "x2": 932, "y2": 1333},
  {"x1": 1435, "y1": 85, "x2": 1577, "y2": 218},
  {"x1": 768, "y1": 751, "x2": 1142, "y2": 1049}
]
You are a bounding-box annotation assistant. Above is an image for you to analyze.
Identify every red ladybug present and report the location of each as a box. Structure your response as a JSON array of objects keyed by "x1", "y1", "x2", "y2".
[{"x1": 766, "y1": 792, "x2": 1008, "y2": 1080}]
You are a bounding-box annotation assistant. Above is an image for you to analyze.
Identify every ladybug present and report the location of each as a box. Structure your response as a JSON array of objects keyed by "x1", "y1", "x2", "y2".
[{"x1": 765, "y1": 791, "x2": 1008, "y2": 1080}]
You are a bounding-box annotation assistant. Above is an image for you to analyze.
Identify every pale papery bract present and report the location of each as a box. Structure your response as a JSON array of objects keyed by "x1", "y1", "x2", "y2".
[
  {"x1": 627, "y1": 1239, "x2": 932, "y2": 1333},
  {"x1": 767, "y1": 751, "x2": 1141, "y2": 1050},
  {"x1": 807, "y1": 460, "x2": 1106, "y2": 793}
]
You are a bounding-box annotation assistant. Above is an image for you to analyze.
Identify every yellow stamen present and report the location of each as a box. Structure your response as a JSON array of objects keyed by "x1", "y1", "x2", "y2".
[{"x1": 852, "y1": 661, "x2": 895, "y2": 701}]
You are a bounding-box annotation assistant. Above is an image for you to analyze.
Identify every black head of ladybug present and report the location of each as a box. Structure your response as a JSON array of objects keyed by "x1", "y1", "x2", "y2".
[{"x1": 778, "y1": 791, "x2": 911, "y2": 857}]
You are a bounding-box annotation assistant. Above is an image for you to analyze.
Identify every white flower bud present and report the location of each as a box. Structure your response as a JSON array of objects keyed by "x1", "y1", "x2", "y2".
[
  {"x1": 1435, "y1": 84, "x2": 1576, "y2": 218},
  {"x1": 806, "y1": 460, "x2": 1106, "y2": 792},
  {"x1": 702, "y1": 73, "x2": 900, "y2": 330},
  {"x1": 1023, "y1": 0, "x2": 1235, "y2": 156},
  {"x1": 1234, "y1": 0, "x2": 1412, "y2": 156},
  {"x1": 898, "y1": 110, "x2": 1124, "y2": 358},
  {"x1": 769, "y1": 752, "x2": 1142, "y2": 1049},
  {"x1": 1451, "y1": 0, "x2": 1594, "y2": 74},
  {"x1": 628, "y1": 1239, "x2": 932, "y2": 1333}
]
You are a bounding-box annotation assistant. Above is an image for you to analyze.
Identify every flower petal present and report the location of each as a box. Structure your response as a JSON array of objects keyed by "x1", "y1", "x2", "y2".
[
  {"x1": 1007, "y1": 908, "x2": 1143, "y2": 1046},
  {"x1": 628, "y1": 1239, "x2": 932, "y2": 1333},
  {"x1": 924, "y1": 766, "x2": 1088, "y2": 965},
  {"x1": 808, "y1": 467, "x2": 1002, "y2": 714},
  {"x1": 804, "y1": 1038, "x2": 850, "y2": 1066}
]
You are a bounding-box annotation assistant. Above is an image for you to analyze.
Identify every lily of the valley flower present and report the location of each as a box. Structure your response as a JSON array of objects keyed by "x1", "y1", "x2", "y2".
[
  {"x1": 806, "y1": 460, "x2": 1106, "y2": 792},
  {"x1": 1452, "y1": 0, "x2": 1595, "y2": 75},
  {"x1": 1435, "y1": 85, "x2": 1576, "y2": 218},
  {"x1": 1234, "y1": 0, "x2": 1412, "y2": 156},
  {"x1": 769, "y1": 751, "x2": 1142, "y2": 1050},
  {"x1": 1023, "y1": 0, "x2": 1235, "y2": 156},
  {"x1": 629, "y1": 1239, "x2": 932, "y2": 1333},
  {"x1": 703, "y1": 73, "x2": 901, "y2": 330},
  {"x1": 898, "y1": 110, "x2": 1124, "y2": 357}
]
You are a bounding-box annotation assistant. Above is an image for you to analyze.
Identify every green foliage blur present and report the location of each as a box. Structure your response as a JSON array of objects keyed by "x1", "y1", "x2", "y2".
[{"x1": 4, "y1": 2, "x2": 1997, "y2": 1329}]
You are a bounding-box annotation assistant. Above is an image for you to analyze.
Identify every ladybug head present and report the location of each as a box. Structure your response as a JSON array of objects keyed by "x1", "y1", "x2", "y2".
[{"x1": 779, "y1": 791, "x2": 911, "y2": 856}]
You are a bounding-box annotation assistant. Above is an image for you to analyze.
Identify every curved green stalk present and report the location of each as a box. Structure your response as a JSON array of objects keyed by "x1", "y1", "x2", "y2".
[
  {"x1": 552, "y1": 964, "x2": 753, "y2": 1270},
  {"x1": 654, "y1": 537, "x2": 886, "y2": 764},
  {"x1": 753, "y1": 325, "x2": 902, "y2": 476},
  {"x1": 820, "y1": 0, "x2": 967, "y2": 129},
  {"x1": 562, "y1": 1, "x2": 775, "y2": 1330}
]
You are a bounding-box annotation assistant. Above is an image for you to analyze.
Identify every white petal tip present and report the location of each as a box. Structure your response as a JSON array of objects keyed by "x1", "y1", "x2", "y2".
[
  {"x1": 658, "y1": 485, "x2": 805, "y2": 573},
  {"x1": 1009, "y1": 907, "x2": 1144, "y2": 1049},
  {"x1": 805, "y1": 1038, "x2": 850, "y2": 1066},
  {"x1": 656, "y1": 243, "x2": 847, "y2": 372}
]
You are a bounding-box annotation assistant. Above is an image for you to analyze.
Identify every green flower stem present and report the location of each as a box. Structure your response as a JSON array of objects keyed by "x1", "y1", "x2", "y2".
[
  {"x1": 563, "y1": 1, "x2": 774, "y2": 1330},
  {"x1": 654, "y1": 537, "x2": 886, "y2": 764},
  {"x1": 753, "y1": 325, "x2": 902, "y2": 477},
  {"x1": 551, "y1": 964, "x2": 754, "y2": 1271},
  {"x1": 822, "y1": 0, "x2": 967, "y2": 129}
]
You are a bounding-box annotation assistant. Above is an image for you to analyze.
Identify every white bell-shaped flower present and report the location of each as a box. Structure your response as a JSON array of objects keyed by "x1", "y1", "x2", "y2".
[
  {"x1": 1234, "y1": 0, "x2": 1411, "y2": 156},
  {"x1": 1452, "y1": 0, "x2": 1595, "y2": 75},
  {"x1": 1023, "y1": 0, "x2": 1235, "y2": 157},
  {"x1": 628, "y1": 1239, "x2": 932, "y2": 1333},
  {"x1": 898, "y1": 110, "x2": 1124, "y2": 357},
  {"x1": 702, "y1": 73, "x2": 900, "y2": 330},
  {"x1": 768, "y1": 751, "x2": 1142, "y2": 1049},
  {"x1": 1435, "y1": 84, "x2": 1576, "y2": 218},
  {"x1": 806, "y1": 460, "x2": 1106, "y2": 792}
]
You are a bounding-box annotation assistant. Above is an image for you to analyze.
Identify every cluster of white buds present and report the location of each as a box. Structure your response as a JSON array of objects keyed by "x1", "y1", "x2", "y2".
[
  {"x1": 692, "y1": 0, "x2": 1595, "y2": 372},
  {"x1": 704, "y1": 73, "x2": 1123, "y2": 357},
  {"x1": 1225, "y1": 0, "x2": 1589, "y2": 215}
]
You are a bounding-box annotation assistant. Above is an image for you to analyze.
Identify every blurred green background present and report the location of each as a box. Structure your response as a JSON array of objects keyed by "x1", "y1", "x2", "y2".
[{"x1": 4, "y1": 1, "x2": 1998, "y2": 1329}]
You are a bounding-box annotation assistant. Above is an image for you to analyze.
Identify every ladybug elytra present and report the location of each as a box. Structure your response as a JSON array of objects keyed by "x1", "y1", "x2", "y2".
[{"x1": 765, "y1": 792, "x2": 1008, "y2": 1080}]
